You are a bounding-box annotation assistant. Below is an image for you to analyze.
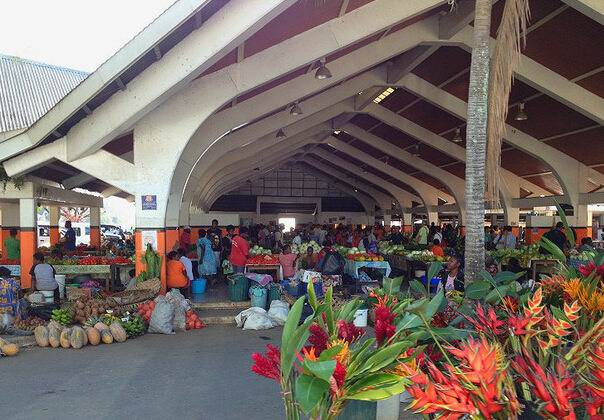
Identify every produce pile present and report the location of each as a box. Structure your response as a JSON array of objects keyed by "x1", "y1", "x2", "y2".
[
  {"x1": 249, "y1": 245, "x2": 273, "y2": 256},
  {"x1": 333, "y1": 245, "x2": 384, "y2": 262},
  {"x1": 136, "y1": 301, "x2": 156, "y2": 323},
  {"x1": 0, "y1": 258, "x2": 19, "y2": 265},
  {"x1": 136, "y1": 244, "x2": 161, "y2": 283},
  {"x1": 46, "y1": 256, "x2": 132, "y2": 266},
  {"x1": 69, "y1": 297, "x2": 118, "y2": 325},
  {"x1": 185, "y1": 310, "x2": 204, "y2": 330},
  {"x1": 246, "y1": 255, "x2": 279, "y2": 265},
  {"x1": 0, "y1": 337, "x2": 19, "y2": 357},
  {"x1": 291, "y1": 241, "x2": 321, "y2": 255},
  {"x1": 34, "y1": 320, "x2": 128, "y2": 349},
  {"x1": 405, "y1": 249, "x2": 443, "y2": 262},
  {"x1": 13, "y1": 316, "x2": 46, "y2": 331},
  {"x1": 487, "y1": 244, "x2": 555, "y2": 267},
  {"x1": 378, "y1": 242, "x2": 406, "y2": 256}
]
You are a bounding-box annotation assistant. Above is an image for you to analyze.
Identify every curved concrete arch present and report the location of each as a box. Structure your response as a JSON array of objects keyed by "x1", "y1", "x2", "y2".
[{"x1": 159, "y1": 11, "x2": 441, "y2": 226}]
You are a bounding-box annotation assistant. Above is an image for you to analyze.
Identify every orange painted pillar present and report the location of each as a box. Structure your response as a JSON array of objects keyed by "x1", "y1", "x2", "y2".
[
  {"x1": 89, "y1": 207, "x2": 101, "y2": 248},
  {"x1": 165, "y1": 228, "x2": 179, "y2": 253},
  {"x1": 19, "y1": 199, "x2": 37, "y2": 290},
  {"x1": 49, "y1": 227, "x2": 60, "y2": 246},
  {"x1": 49, "y1": 205, "x2": 60, "y2": 246},
  {"x1": 574, "y1": 227, "x2": 593, "y2": 245}
]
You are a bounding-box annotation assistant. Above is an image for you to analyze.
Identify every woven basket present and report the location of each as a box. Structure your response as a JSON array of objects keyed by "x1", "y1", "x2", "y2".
[{"x1": 109, "y1": 278, "x2": 161, "y2": 305}]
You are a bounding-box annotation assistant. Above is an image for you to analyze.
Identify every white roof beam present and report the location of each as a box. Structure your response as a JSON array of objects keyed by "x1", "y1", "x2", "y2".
[{"x1": 562, "y1": 0, "x2": 604, "y2": 25}]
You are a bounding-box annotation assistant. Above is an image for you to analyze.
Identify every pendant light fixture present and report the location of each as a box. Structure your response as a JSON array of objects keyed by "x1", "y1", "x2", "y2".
[
  {"x1": 276, "y1": 128, "x2": 286, "y2": 138},
  {"x1": 290, "y1": 102, "x2": 303, "y2": 116},
  {"x1": 452, "y1": 127, "x2": 463, "y2": 143},
  {"x1": 412, "y1": 144, "x2": 420, "y2": 157},
  {"x1": 514, "y1": 102, "x2": 528, "y2": 121},
  {"x1": 315, "y1": 59, "x2": 332, "y2": 80}
]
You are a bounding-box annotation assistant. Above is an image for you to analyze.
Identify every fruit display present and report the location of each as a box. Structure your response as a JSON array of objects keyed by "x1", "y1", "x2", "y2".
[
  {"x1": 122, "y1": 315, "x2": 146, "y2": 338},
  {"x1": 185, "y1": 310, "x2": 205, "y2": 330},
  {"x1": 47, "y1": 256, "x2": 132, "y2": 266},
  {"x1": 14, "y1": 316, "x2": 46, "y2": 331},
  {"x1": 72, "y1": 297, "x2": 117, "y2": 324},
  {"x1": 51, "y1": 308, "x2": 73, "y2": 326},
  {"x1": 378, "y1": 242, "x2": 406, "y2": 256},
  {"x1": 246, "y1": 255, "x2": 279, "y2": 265},
  {"x1": 33, "y1": 321, "x2": 130, "y2": 349},
  {"x1": 568, "y1": 249, "x2": 598, "y2": 262},
  {"x1": 137, "y1": 300, "x2": 156, "y2": 323},
  {"x1": 346, "y1": 252, "x2": 384, "y2": 262},
  {"x1": 488, "y1": 244, "x2": 555, "y2": 267},
  {"x1": 249, "y1": 245, "x2": 273, "y2": 256},
  {"x1": 291, "y1": 241, "x2": 321, "y2": 255},
  {"x1": 0, "y1": 337, "x2": 19, "y2": 357},
  {"x1": 405, "y1": 250, "x2": 444, "y2": 262}
]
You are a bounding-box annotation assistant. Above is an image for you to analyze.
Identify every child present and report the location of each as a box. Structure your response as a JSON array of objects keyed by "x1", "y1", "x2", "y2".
[
  {"x1": 278, "y1": 245, "x2": 298, "y2": 279},
  {"x1": 431, "y1": 239, "x2": 445, "y2": 257}
]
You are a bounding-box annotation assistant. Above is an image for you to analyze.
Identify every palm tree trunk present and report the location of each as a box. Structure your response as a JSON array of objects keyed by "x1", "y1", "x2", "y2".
[{"x1": 464, "y1": 0, "x2": 493, "y2": 284}]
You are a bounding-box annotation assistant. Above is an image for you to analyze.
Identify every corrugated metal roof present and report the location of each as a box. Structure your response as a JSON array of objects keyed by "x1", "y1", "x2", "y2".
[{"x1": 0, "y1": 54, "x2": 88, "y2": 133}]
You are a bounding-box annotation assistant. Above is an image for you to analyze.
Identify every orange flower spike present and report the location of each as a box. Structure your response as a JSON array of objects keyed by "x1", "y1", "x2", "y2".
[{"x1": 302, "y1": 347, "x2": 319, "y2": 361}]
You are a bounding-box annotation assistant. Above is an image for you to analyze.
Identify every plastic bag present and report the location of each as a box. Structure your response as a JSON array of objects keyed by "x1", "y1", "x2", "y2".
[
  {"x1": 235, "y1": 307, "x2": 275, "y2": 330},
  {"x1": 148, "y1": 296, "x2": 175, "y2": 334},
  {"x1": 166, "y1": 289, "x2": 188, "y2": 331},
  {"x1": 267, "y1": 300, "x2": 289, "y2": 326}
]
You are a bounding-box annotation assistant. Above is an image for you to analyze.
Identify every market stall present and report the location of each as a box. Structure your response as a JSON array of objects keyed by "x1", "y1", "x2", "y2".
[{"x1": 245, "y1": 254, "x2": 283, "y2": 282}]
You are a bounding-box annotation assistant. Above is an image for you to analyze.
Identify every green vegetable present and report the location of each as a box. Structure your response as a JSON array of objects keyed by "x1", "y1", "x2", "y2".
[
  {"x1": 122, "y1": 315, "x2": 145, "y2": 337},
  {"x1": 51, "y1": 308, "x2": 73, "y2": 326}
]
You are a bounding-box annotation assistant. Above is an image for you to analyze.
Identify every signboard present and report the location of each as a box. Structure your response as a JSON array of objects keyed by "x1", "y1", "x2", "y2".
[
  {"x1": 141, "y1": 230, "x2": 158, "y2": 251},
  {"x1": 141, "y1": 195, "x2": 157, "y2": 210}
]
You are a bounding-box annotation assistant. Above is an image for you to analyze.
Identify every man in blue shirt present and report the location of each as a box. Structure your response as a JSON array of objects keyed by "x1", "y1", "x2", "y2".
[{"x1": 62, "y1": 221, "x2": 76, "y2": 251}]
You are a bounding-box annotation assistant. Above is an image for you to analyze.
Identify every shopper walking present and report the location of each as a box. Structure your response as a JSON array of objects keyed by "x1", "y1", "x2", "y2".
[
  {"x1": 197, "y1": 229, "x2": 217, "y2": 284},
  {"x1": 3, "y1": 228, "x2": 20, "y2": 260}
]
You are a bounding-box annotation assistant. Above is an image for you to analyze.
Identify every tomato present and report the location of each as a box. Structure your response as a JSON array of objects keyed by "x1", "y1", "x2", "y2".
[{"x1": 194, "y1": 320, "x2": 203, "y2": 329}]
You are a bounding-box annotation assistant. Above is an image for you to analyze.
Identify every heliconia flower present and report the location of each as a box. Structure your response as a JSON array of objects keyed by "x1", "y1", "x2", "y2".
[
  {"x1": 302, "y1": 346, "x2": 319, "y2": 362},
  {"x1": 540, "y1": 274, "x2": 567, "y2": 297},
  {"x1": 578, "y1": 262, "x2": 604, "y2": 278},
  {"x1": 563, "y1": 278, "x2": 582, "y2": 301},
  {"x1": 251, "y1": 344, "x2": 281, "y2": 382},
  {"x1": 563, "y1": 301, "x2": 581, "y2": 322},
  {"x1": 336, "y1": 319, "x2": 365, "y2": 344},
  {"x1": 308, "y1": 323, "x2": 329, "y2": 355},
  {"x1": 462, "y1": 303, "x2": 505, "y2": 337},
  {"x1": 501, "y1": 296, "x2": 519, "y2": 313},
  {"x1": 507, "y1": 314, "x2": 531, "y2": 336},
  {"x1": 328, "y1": 339, "x2": 350, "y2": 364}
]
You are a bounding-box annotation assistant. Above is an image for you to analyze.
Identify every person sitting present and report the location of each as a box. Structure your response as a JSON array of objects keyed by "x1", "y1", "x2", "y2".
[
  {"x1": 300, "y1": 246, "x2": 318, "y2": 270},
  {"x1": 578, "y1": 237, "x2": 596, "y2": 253},
  {"x1": 389, "y1": 225, "x2": 404, "y2": 245},
  {"x1": 167, "y1": 251, "x2": 190, "y2": 298},
  {"x1": 177, "y1": 248, "x2": 194, "y2": 285},
  {"x1": 30, "y1": 252, "x2": 59, "y2": 303},
  {"x1": 431, "y1": 239, "x2": 444, "y2": 257},
  {"x1": 316, "y1": 241, "x2": 346, "y2": 275},
  {"x1": 437, "y1": 255, "x2": 464, "y2": 294},
  {"x1": 278, "y1": 245, "x2": 298, "y2": 279}
]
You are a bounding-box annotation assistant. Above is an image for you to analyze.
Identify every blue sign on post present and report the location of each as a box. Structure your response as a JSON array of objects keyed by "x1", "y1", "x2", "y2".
[{"x1": 142, "y1": 195, "x2": 157, "y2": 210}]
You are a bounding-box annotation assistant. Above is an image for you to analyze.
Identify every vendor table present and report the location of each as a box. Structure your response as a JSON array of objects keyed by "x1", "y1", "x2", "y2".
[
  {"x1": 245, "y1": 264, "x2": 284, "y2": 282},
  {"x1": 54, "y1": 264, "x2": 134, "y2": 291},
  {"x1": 0, "y1": 265, "x2": 21, "y2": 277},
  {"x1": 345, "y1": 260, "x2": 391, "y2": 280},
  {"x1": 386, "y1": 255, "x2": 407, "y2": 272},
  {"x1": 530, "y1": 259, "x2": 557, "y2": 282}
]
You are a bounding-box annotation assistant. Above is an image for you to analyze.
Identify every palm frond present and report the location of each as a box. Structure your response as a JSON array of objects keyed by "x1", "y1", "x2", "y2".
[{"x1": 486, "y1": 0, "x2": 531, "y2": 205}]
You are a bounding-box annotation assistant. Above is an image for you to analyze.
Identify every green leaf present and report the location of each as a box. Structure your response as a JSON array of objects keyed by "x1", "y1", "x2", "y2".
[
  {"x1": 295, "y1": 375, "x2": 329, "y2": 414},
  {"x1": 540, "y1": 236, "x2": 567, "y2": 263},
  {"x1": 425, "y1": 291, "x2": 445, "y2": 320},
  {"x1": 346, "y1": 373, "x2": 402, "y2": 395},
  {"x1": 494, "y1": 271, "x2": 526, "y2": 285},
  {"x1": 409, "y1": 279, "x2": 428, "y2": 297},
  {"x1": 307, "y1": 281, "x2": 318, "y2": 311},
  {"x1": 345, "y1": 380, "x2": 409, "y2": 401},
  {"x1": 337, "y1": 299, "x2": 362, "y2": 322},
  {"x1": 281, "y1": 296, "x2": 305, "y2": 355},
  {"x1": 485, "y1": 284, "x2": 512, "y2": 305},
  {"x1": 479, "y1": 270, "x2": 495, "y2": 283},
  {"x1": 324, "y1": 287, "x2": 335, "y2": 335},
  {"x1": 347, "y1": 338, "x2": 376, "y2": 373},
  {"x1": 355, "y1": 342, "x2": 411, "y2": 377},
  {"x1": 427, "y1": 262, "x2": 443, "y2": 286},
  {"x1": 396, "y1": 313, "x2": 422, "y2": 331},
  {"x1": 554, "y1": 201, "x2": 575, "y2": 247},
  {"x1": 465, "y1": 281, "x2": 491, "y2": 300},
  {"x1": 304, "y1": 359, "x2": 336, "y2": 383},
  {"x1": 281, "y1": 297, "x2": 316, "y2": 379},
  {"x1": 405, "y1": 298, "x2": 428, "y2": 315},
  {"x1": 383, "y1": 276, "x2": 403, "y2": 294},
  {"x1": 318, "y1": 345, "x2": 343, "y2": 362}
]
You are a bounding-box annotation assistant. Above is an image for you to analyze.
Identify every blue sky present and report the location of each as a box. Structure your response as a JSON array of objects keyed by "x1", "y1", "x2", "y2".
[{"x1": 0, "y1": 0, "x2": 175, "y2": 72}]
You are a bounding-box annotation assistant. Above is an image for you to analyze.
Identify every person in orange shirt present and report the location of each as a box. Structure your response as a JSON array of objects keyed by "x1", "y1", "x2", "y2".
[
  {"x1": 431, "y1": 239, "x2": 445, "y2": 257},
  {"x1": 167, "y1": 251, "x2": 190, "y2": 297}
]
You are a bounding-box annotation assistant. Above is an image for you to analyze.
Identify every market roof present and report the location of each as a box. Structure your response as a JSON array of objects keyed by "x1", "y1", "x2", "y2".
[{"x1": 0, "y1": 55, "x2": 88, "y2": 133}]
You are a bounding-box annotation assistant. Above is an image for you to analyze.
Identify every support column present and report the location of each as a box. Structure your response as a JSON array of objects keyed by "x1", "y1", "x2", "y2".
[
  {"x1": 427, "y1": 212, "x2": 439, "y2": 226},
  {"x1": 574, "y1": 204, "x2": 592, "y2": 244},
  {"x1": 382, "y1": 209, "x2": 392, "y2": 228},
  {"x1": 89, "y1": 207, "x2": 101, "y2": 249},
  {"x1": 506, "y1": 208, "x2": 520, "y2": 241},
  {"x1": 135, "y1": 228, "x2": 168, "y2": 294},
  {"x1": 19, "y1": 199, "x2": 36, "y2": 289},
  {"x1": 402, "y1": 213, "x2": 413, "y2": 234},
  {"x1": 49, "y1": 206, "x2": 60, "y2": 246},
  {"x1": 1, "y1": 203, "x2": 20, "y2": 251}
]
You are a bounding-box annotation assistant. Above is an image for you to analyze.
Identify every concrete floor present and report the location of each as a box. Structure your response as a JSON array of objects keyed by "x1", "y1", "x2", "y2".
[
  {"x1": 1, "y1": 325, "x2": 284, "y2": 420},
  {"x1": 2, "y1": 325, "x2": 419, "y2": 420}
]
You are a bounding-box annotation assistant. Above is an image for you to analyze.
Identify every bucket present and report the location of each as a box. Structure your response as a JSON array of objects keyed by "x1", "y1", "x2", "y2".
[
  {"x1": 353, "y1": 309, "x2": 368, "y2": 327},
  {"x1": 40, "y1": 290, "x2": 55, "y2": 303},
  {"x1": 228, "y1": 275, "x2": 249, "y2": 302},
  {"x1": 249, "y1": 286, "x2": 267, "y2": 309},
  {"x1": 191, "y1": 278, "x2": 207, "y2": 294},
  {"x1": 55, "y1": 275, "x2": 66, "y2": 299}
]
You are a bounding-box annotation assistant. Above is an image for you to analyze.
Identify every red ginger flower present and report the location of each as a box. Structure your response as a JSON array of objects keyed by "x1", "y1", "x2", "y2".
[
  {"x1": 579, "y1": 261, "x2": 604, "y2": 278},
  {"x1": 329, "y1": 360, "x2": 347, "y2": 397},
  {"x1": 462, "y1": 303, "x2": 505, "y2": 337},
  {"x1": 308, "y1": 323, "x2": 329, "y2": 355},
  {"x1": 374, "y1": 298, "x2": 396, "y2": 347},
  {"x1": 336, "y1": 319, "x2": 365, "y2": 344},
  {"x1": 251, "y1": 344, "x2": 281, "y2": 382}
]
